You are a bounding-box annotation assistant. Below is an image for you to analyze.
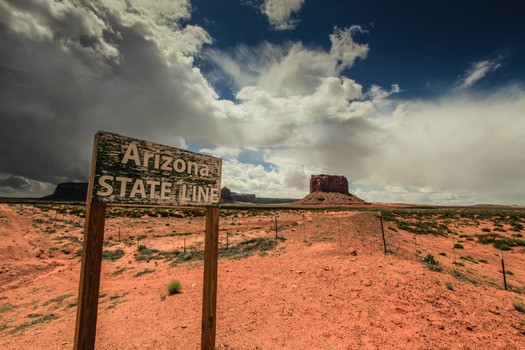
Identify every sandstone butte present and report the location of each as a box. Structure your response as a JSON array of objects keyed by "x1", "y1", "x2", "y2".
[{"x1": 295, "y1": 174, "x2": 367, "y2": 206}]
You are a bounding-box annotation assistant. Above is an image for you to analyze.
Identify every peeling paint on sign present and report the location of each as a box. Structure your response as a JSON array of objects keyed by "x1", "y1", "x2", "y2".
[{"x1": 89, "y1": 131, "x2": 222, "y2": 206}]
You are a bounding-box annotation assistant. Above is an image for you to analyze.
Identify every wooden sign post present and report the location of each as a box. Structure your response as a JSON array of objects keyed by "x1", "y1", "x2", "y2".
[
  {"x1": 74, "y1": 202, "x2": 106, "y2": 350},
  {"x1": 201, "y1": 206, "x2": 219, "y2": 349},
  {"x1": 74, "y1": 131, "x2": 222, "y2": 350}
]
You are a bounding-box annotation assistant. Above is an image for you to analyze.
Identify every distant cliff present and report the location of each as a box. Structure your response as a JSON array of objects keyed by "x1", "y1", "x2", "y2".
[
  {"x1": 43, "y1": 182, "x2": 88, "y2": 202},
  {"x1": 220, "y1": 187, "x2": 297, "y2": 205}
]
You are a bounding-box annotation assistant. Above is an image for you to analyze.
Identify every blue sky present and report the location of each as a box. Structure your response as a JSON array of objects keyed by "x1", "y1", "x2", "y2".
[{"x1": 1, "y1": 0, "x2": 524, "y2": 205}]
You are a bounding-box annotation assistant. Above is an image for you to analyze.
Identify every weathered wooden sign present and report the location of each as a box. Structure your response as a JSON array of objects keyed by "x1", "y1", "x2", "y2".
[
  {"x1": 90, "y1": 131, "x2": 222, "y2": 206},
  {"x1": 75, "y1": 131, "x2": 222, "y2": 350}
]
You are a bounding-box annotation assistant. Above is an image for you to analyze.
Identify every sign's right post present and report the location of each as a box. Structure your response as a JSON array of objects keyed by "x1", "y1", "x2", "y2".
[{"x1": 201, "y1": 206, "x2": 220, "y2": 350}]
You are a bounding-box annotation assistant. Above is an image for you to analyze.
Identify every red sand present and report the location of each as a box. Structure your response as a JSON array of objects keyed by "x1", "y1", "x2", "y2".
[{"x1": 1, "y1": 204, "x2": 524, "y2": 349}]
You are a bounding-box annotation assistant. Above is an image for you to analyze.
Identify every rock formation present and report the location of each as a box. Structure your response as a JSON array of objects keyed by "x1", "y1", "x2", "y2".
[
  {"x1": 220, "y1": 187, "x2": 233, "y2": 203},
  {"x1": 43, "y1": 182, "x2": 88, "y2": 202},
  {"x1": 295, "y1": 174, "x2": 366, "y2": 205},
  {"x1": 310, "y1": 174, "x2": 349, "y2": 195},
  {"x1": 220, "y1": 187, "x2": 297, "y2": 204}
]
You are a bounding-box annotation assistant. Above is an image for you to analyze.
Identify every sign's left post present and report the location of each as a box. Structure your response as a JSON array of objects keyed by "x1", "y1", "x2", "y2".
[{"x1": 74, "y1": 133, "x2": 106, "y2": 350}]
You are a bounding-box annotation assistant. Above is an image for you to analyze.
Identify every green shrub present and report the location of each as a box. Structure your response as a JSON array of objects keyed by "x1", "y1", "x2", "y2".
[
  {"x1": 167, "y1": 280, "x2": 182, "y2": 295},
  {"x1": 422, "y1": 254, "x2": 443, "y2": 272},
  {"x1": 460, "y1": 256, "x2": 478, "y2": 264},
  {"x1": 451, "y1": 270, "x2": 477, "y2": 285},
  {"x1": 454, "y1": 243, "x2": 464, "y2": 249},
  {"x1": 514, "y1": 301, "x2": 525, "y2": 313},
  {"x1": 134, "y1": 269, "x2": 156, "y2": 277},
  {"x1": 102, "y1": 249, "x2": 125, "y2": 261}
]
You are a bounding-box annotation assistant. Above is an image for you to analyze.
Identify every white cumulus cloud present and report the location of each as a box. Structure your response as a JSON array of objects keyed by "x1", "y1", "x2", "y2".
[{"x1": 260, "y1": 0, "x2": 305, "y2": 30}]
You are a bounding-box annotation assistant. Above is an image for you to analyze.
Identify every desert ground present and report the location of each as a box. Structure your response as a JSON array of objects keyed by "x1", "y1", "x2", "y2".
[{"x1": 1, "y1": 202, "x2": 525, "y2": 349}]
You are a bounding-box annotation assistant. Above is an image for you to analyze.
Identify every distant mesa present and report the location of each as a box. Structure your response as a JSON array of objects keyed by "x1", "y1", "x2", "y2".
[
  {"x1": 295, "y1": 174, "x2": 366, "y2": 205},
  {"x1": 43, "y1": 182, "x2": 88, "y2": 202},
  {"x1": 220, "y1": 187, "x2": 296, "y2": 205}
]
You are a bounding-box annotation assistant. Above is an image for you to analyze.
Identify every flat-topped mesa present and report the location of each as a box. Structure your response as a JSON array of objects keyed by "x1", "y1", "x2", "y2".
[
  {"x1": 310, "y1": 174, "x2": 349, "y2": 195},
  {"x1": 295, "y1": 174, "x2": 366, "y2": 205}
]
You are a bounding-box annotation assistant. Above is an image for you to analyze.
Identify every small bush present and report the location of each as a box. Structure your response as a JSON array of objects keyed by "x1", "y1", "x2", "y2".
[
  {"x1": 454, "y1": 243, "x2": 464, "y2": 249},
  {"x1": 514, "y1": 301, "x2": 525, "y2": 313},
  {"x1": 422, "y1": 254, "x2": 443, "y2": 272},
  {"x1": 102, "y1": 249, "x2": 125, "y2": 261},
  {"x1": 445, "y1": 282, "x2": 455, "y2": 291},
  {"x1": 167, "y1": 280, "x2": 182, "y2": 295}
]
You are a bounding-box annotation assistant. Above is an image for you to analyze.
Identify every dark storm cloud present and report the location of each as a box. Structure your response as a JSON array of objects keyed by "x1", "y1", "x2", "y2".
[
  {"x1": 0, "y1": 175, "x2": 30, "y2": 189},
  {"x1": 0, "y1": 0, "x2": 221, "y2": 187}
]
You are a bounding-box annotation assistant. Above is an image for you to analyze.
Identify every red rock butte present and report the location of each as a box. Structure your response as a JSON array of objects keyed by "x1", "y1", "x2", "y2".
[
  {"x1": 310, "y1": 174, "x2": 349, "y2": 195},
  {"x1": 296, "y1": 174, "x2": 366, "y2": 205}
]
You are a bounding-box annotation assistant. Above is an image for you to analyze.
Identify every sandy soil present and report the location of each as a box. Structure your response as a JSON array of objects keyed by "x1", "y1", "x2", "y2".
[{"x1": 1, "y1": 203, "x2": 525, "y2": 349}]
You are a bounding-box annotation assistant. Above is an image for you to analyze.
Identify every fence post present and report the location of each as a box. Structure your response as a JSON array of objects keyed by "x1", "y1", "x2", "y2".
[
  {"x1": 275, "y1": 215, "x2": 278, "y2": 239},
  {"x1": 501, "y1": 250, "x2": 508, "y2": 291},
  {"x1": 379, "y1": 212, "x2": 387, "y2": 255}
]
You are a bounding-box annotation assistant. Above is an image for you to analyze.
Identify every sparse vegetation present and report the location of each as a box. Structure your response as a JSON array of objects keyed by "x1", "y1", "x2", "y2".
[
  {"x1": 422, "y1": 254, "x2": 442, "y2": 272},
  {"x1": 451, "y1": 270, "x2": 477, "y2": 285},
  {"x1": 134, "y1": 268, "x2": 156, "y2": 277},
  {"x1": 454, "y1": 243, "x2": 464, "y2": 249},
  {"x1": 167, "y1": 280, "x2": 182, "y2": 295},
  {"x1": 475, "y1": 233, "x2": 525, "y2": 250},
  {"x1": 4, "y1": 203, "x2": 525, "y2": 347},
  {"x1": 102, "y1": 248, "x2": 125, "y2": 261},
  {"x1": 460, "y1": 256, "x2": 478, "y2": 264},
  {"x1": 42, "y1": 294, "x2": 74, "y2": 307},
  {"x1": 514, "y1": 301, "x2": 525, "y2": 313},
  {"x1": 10, "y1": 314, "x2": 59, "y2": 333},
  {"x1": 0, "y1": 303, "x2": 17, "y2": 313}
]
